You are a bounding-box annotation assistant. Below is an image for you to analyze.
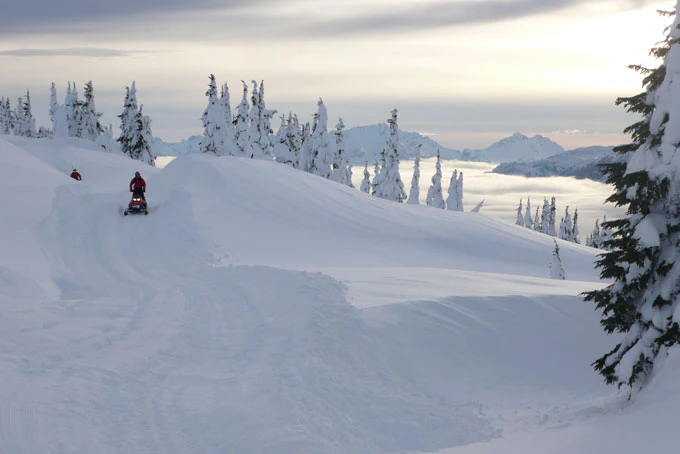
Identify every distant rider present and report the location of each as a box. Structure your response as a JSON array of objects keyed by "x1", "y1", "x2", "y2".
[
  {"x1": 129, "y1": 171, "x2": 146, "y2": 202},
  {"x1": 70, "y1": 168, "x2": 82, "y2": 180}
]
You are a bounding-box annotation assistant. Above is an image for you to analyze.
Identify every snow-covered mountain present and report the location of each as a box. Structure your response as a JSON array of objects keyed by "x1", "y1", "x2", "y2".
[
  {"x1": 343, "y1": 124, "x2": 461, "y2": 164},
  {"x1": 461, "y1": 132, "x2": 565, "y2": 163},
  {"x1": 1, "y1": 135, "x2": 678, "y2": 453},
  {"x1": 152, "y1": 134, "x2": 202, "y2": 156},
  {"x1": 491, "y1": 145, "x2": 627, "y2": 182}
]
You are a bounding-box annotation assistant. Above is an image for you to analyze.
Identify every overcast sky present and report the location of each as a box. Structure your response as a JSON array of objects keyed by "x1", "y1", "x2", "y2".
[{"x1": 0, "y1": 0, "x2": 673, "y2": 149}]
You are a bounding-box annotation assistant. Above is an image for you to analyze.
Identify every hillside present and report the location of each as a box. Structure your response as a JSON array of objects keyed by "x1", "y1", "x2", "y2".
[
  {"x1": 461, "y1": 132, "x2": 565, "y2": 163},
  {"x1": 1, "y1": 135, "x2": 677, "y2": 453},
  {"x1": 492, "y1": 145, "x2": 625, "y2": 182}
]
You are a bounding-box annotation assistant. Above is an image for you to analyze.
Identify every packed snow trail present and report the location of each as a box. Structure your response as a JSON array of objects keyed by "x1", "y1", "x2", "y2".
[
  {"x1": 0, "y1": 137, "x2": 620, "y2": 453},
  {"x1": 2, "y1": 161, "x2": 495, "y2": 453}
]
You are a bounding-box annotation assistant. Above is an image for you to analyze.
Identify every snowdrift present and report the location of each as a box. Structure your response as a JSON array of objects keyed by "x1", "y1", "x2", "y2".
[{"x1": 0, "y1": 136, "x2": 673, "y2": 453}]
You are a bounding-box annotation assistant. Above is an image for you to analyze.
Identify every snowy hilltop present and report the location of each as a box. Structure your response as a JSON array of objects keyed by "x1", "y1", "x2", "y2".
[
  {"x1": 461, "y1": 132, "x2": 565, "y2": 163},
  {"x1": 492, "y1": 145, "x2": 625, "y2": 182},
  {"x1": 2, "y1": 134, "x2": 679, "y2": 453},
  {"x1": 151, "y1": 134, "x2": 202, "y2": 156}
]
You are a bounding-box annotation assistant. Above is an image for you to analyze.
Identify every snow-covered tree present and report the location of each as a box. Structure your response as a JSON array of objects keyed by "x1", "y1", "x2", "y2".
[
  {"x1": 407, "y1": 145, "x2": 422, "y2": 205},
  {"x1": 360, "y1": 162, "x2": 371, "y2": 194},
  {"x1": 200, "y1": 74, "x2": 229, "y2": 155},
  {"x1": 233, "y1": 81, "x2": 250, "y2": 157},
  {"x1": 471, "y1": 199, "x2": 484, "y2": 213},
  {"x1": 456, "y1": 172, "x2": 464, "y2": 211},
  {"x1": 219, "y1": 82, "x2": 236, "y2": 155},
  {"x1": 118, "y1": 82, "x2": 155, "y2": 166},
  {"x1": 558, "y1": 206, "x2": 574, "y2": 241},
  {"x1": 330, "y1": 118, "x2": 352, "y2": 186},
  {"x1": 540, "y1": 198, "x2": 550, "y2": 234},
  {"x1": 13, "y1": 91, "x2": 35, "y2": 137},
  {"x1": 48, "y1": 85, "x2": 68, "y2": 137},
  {"x1": 586, "y1": 218, "x2": 602, "y2": 248},
  {"x1": 374, "y1": 109, "x2": 406, "y2": 202},
  {"x1": 65, "y1": 82, "x2": 82, "y2": 137},
  {"x1": 572, "y1": 208, "x2": 580, "y2": 244},
  {"x1": 80, "y1": 81, "x2": 103, "y2": 141},
  {"x1": 446, "y1": 169, "x2": 459, "y2": 210},
  {"x1": 516, "y1": 199, "x2": 524, "y2": 225},
  {"x1": 584, "y1": 6, "x2": 680, "y2": 392},
  {"x1": 426, "y1": 152, "x2": 445, "y2": 209},
  {"x1": 549, "y1": 239, "x2": 566, "y2": 279},
  {"x1": 533, "y1": 206, "x2": 541, "y2": 232},
  {"x1": 548, "y1": 197, "x2": 557, "y2": 236},
  {"x1": 371, "y1": 158, "x2": 383, "y2": 196},
  {"x1": 310, "y1": 98, "x2": 333, "y2": 177},
  {"x1": 0, "y1": 97, "x2": 12, "y2": 134},
  {"x1": 49, "y1": 83, "x2": 58, "y2": 131},
  {"x1": 524, "y1": 196, "x2": 533, "y2": 229},
  {"x1": 96, "y1": 123, "x2": 118, "y2": 152},
  {"x1": 248, "y1": 80, "x2": 277, "y2": 160},
  {"x1": 133, "y1": 105, "x2": 155, "y2": 166}
]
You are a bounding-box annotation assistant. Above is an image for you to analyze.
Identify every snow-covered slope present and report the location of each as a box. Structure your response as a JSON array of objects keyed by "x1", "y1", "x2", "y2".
[
  {"x1": 492, "y1": 145, "x2": 624, "y2": 182},
  {"x1": 462, "y1": 132, "x2": 565, "y2": 163},
  {"x1": 1, "y1": 135, "x2": 676, "y2": 453}
]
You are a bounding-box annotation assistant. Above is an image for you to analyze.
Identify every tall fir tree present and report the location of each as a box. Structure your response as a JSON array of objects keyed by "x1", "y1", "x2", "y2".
[
  {"x1": 524, "y1": 196, "x2": 533, "y2": 229},
  {"x1": 584, "y1": 6, "x2": 680, "y2": 392},
  {"x1": 219, "y1": 82, "x2": 236, "y2": 155},
  {"x1": 330, "y1": 117, "x2": 352, "y2": 186},
  {"x1": 549, "y1": 239, "x2": 566, "y2": 280},
  {"x1": 200, "y1": 74, "x2": 228, "y2": 156},
  {"x1": 360, "y1": 162, "x2": 371, "y2": 193},
  {"x1": 374, "y1": 109, "x2": 406, "y2": 202},
  {"x1": 516, "y1": 199, "x2": 524, "y2": 225},
  {"x1": 310, "y1": 98, "x2": 333, "y2": 177},
  {"x1": 0, "y1": 97, "x2": 12, "y2": 134},
  {"x1": 446, "y1": 169, "x2": 459, "y2": 210},
  {"x1": 14, "y1": 91, "x2": 35, "y2": 137},
  {"x1": 80, "y1": 81, "x2": 103, "y2": 141},
  {"x1": 407, "y1": 145, "x2": 422, "y2": 205},
  {"x1": 426, "y1": 151, "x2": 445, "y2": 209},
  {"x1": 233, "y1": 81, "x2": 250, "y2": 157}
]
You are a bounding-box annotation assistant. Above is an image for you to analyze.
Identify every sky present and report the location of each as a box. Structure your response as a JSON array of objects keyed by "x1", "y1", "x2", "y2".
[
  {"x1": 2, "y1": 134, "x2": 679, "y2": 453},
  {"x1": 0, "y1": 0, "x2": 675, "y2": 149}
]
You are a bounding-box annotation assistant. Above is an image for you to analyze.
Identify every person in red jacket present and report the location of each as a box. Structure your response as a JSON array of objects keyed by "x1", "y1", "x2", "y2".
[
  {"x1": 70, "y1": 168, "x2": 82, "y2": 180},
  {"x1": 129, "y1": 171, "x2": 146, "y2": 201}
]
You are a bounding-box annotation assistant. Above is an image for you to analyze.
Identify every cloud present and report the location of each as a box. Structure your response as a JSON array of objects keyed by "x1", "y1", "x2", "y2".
[
  {"x1": 0, "y1": 0, "x2": 661, "y2": 39},
  {"x1": 0, "y1": 48, "x2": 149, "y2": 57}
]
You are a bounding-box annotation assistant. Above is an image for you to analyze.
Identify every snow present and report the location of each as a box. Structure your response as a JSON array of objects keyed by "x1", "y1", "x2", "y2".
[
  {"x1": 1, "y1": 135, "x2": 678, "y2": 453},
  {"x1": 462, "y1": 132, "x2": 565, "y2": 163}
]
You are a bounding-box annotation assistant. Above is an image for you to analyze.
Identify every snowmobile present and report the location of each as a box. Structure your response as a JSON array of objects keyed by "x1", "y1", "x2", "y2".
[{"x1": 124, "y1": 193, "x2": 148, "y2": 215}]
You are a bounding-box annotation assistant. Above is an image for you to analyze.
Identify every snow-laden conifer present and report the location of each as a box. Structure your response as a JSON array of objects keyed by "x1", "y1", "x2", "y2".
[
  {"x1": 330, "y1": 118, "x2": 352, "y2": 186},
  {"x1": 272, "y1": 115, "x2": 292, "y2": 165},
  {"x1": 374, "y1": 109, "x2": 406, "y2": 202},
  {"x1": 233, "y1": 81, "x2": 250, "y2": 157},
  {"x1": 426, "y1": 152, "x2": 445, "y2": 209},
  {"x1": 80, "y1": 81, "x2": 103, "y2": 141},
  {"x1": 446, "y1": 169, "x2": 459, "y2": 210},
  {"x1": 407, "y1": 145, "x2": 422, "y2": 205},
  {"x1": 456, "y1": 172, "x2": 464, "y2": 211},
  {"x1": 286, "y1": 113, "x2": 303, "y2": 168},
  {"x1": 0, "y1": 97, "x2": 12, "y2": 134},
  {"x1": 516, "y1": 199, "x2": 524, "y2": 225},
  {"x1": 471, "y1": 200, "x2": 484, "y2": 212},
  {"x1": 533, "y1": 206, "x2": 541, "y2": 232},
  {"x1": 200, "y1": 74, "x2": 228, "y2": 155},
  {"x1": 49, "y1": 83, "x2": 58, "y2": 131},
  {"x1": 371, "y1": 158, "x2": 383, "y2": 196},
  {"x1": 524, "y1": 197, "x2": 533, "y2": 229},
  {"x1": 310, "y1": 98, "x2": 333, "y2": 177},
  {"x1": 13, "y1": 91, "x2": 35, "y2": 137},
  {"x1": 558, "y1": 206, "x2": 573, "y2": 241},
  {"x1": 247, "y1": 80, "x2": 277, "y2": 160},
  {"x1": 586, "y1": 218, "x2": 601, "y2": 248},
  {"x1": 360, "y1": 162, "x2": 371, "y2": 194},
  {"x1": 219, "y1": 82, "x2": 236, "y2": 155},
  {"x1": 547, "y1": 197, "x2": 557, "y2": 236},
  {"x1": 584, "y1": 5, "x2": 680, "y2": 392},
  {"x1": 65, "y1": 82, "x2": 82, "y2": 137},
  {"x1": 549, "y1": 239, "x2": 566, "y2": 280}
]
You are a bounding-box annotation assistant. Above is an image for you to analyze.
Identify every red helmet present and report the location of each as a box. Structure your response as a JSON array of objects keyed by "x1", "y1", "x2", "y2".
[{"x1": 135, "y1": 171, "x2": 141, "y2": 177}]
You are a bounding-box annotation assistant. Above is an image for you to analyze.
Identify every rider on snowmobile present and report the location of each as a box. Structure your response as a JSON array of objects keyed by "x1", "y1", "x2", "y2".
[{"x1": 129, "y1": 171, "x2": 146, "y2": 202}]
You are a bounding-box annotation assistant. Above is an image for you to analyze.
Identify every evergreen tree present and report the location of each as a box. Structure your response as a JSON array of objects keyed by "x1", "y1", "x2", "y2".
[
  {"x1": 285, "y1": 113, "x2": 303, "y2": 168},
  {"x1": 80, "y1": 81, "x2": 103, "y2": 141},
  {"x1": 0, "y1": 97, "x2": 12, "y2": 134},
  {"x1": 247, "y1": 80, "x2": 277, "y2": 159},
  {"x1": 219, "y1": 82, "x2": 236, "y2": 155},
  {"x1": 49, "y1": 82, "x2": 58, "y2": 132},
  {"x1": 540, "y1": 197, "x2": 550, "y2": 234},
  {"x1": 14, "y1": 91, "x2": 35, "y2": 137},
  {"x1": 524, "y1": 196, "x2": 533, "y2": 229},
  {"x1": 374, "y1": 109, "x2": 406, "y2": 202},
  {"x1": 586, "y1": 218, "x2": 602, "y2": 248},
  {"x1": 516, "y1": 199, "x2": 524, "y2": 225},
  {"x1": 533, "y1": 206, "x2": 541, "y2": 232},
  {"x1": 298, "y1": 122, "x2": 313, "y2": 172},
  {"x1": 200, "y1": 74, "x2": 228, "y2": 155},
  {"x1": 572, "y1": 208, "x2": 580, "y2": 243},
  {"x1": 360, "y1": 161, "x2": 371, "y2": 194},
  {"x1": 371, "y1": 158, "x2": 383, "y2": 196},
  {"x1": 548, "y1": 196, "x2": 557, "y2": 236},
  {"x1": 118, "y1": 83, "x2": 137, "y2": 158},
  {"x1": 272, "y1": 114, "x2": 293, "y2": 164},
  {"x1": 65, "y1": 82, "x2": 82, "y2": 137},
  {"x1": 426, "y1": 151, "x2": 445, "y2": 209},
  {"x1": 330, "y1": 117, "x2": 352, "y2": 186},
  {"x1": 233, "y1": 81, "x2": 250, "y2": 157},
  {"x1": 558, "y1": 206, "x2": 574, "y2": 241},
  {"x1": 471, "y1": 199, "x2": 484, "y2": 212},
  {"x1": 131, "y1": 105, "x2": 155, "y2": 166},
  {"x1": 549, "y1": 239, "x2": 566, "y2": 280},
  {"x1": 310, "y1": 98, "x2": 333, "y2": 177},
  {"x1": 583, "y1": 6, "x2": 680, "y2": 392},
  {"x1": 456, "y1": 172, "x2": 464, "y2": 211},
  {"x1": 407, "y1": 145, "x2": 422, "y2": 205},
  {"x1": 446, "y1": 169, "x2": 459, "y2": 210}
]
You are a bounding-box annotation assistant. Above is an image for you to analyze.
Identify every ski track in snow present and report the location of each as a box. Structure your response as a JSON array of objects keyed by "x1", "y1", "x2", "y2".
[{"x1": 1, "y1": 178, "x2": 496, "y2": 453}]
